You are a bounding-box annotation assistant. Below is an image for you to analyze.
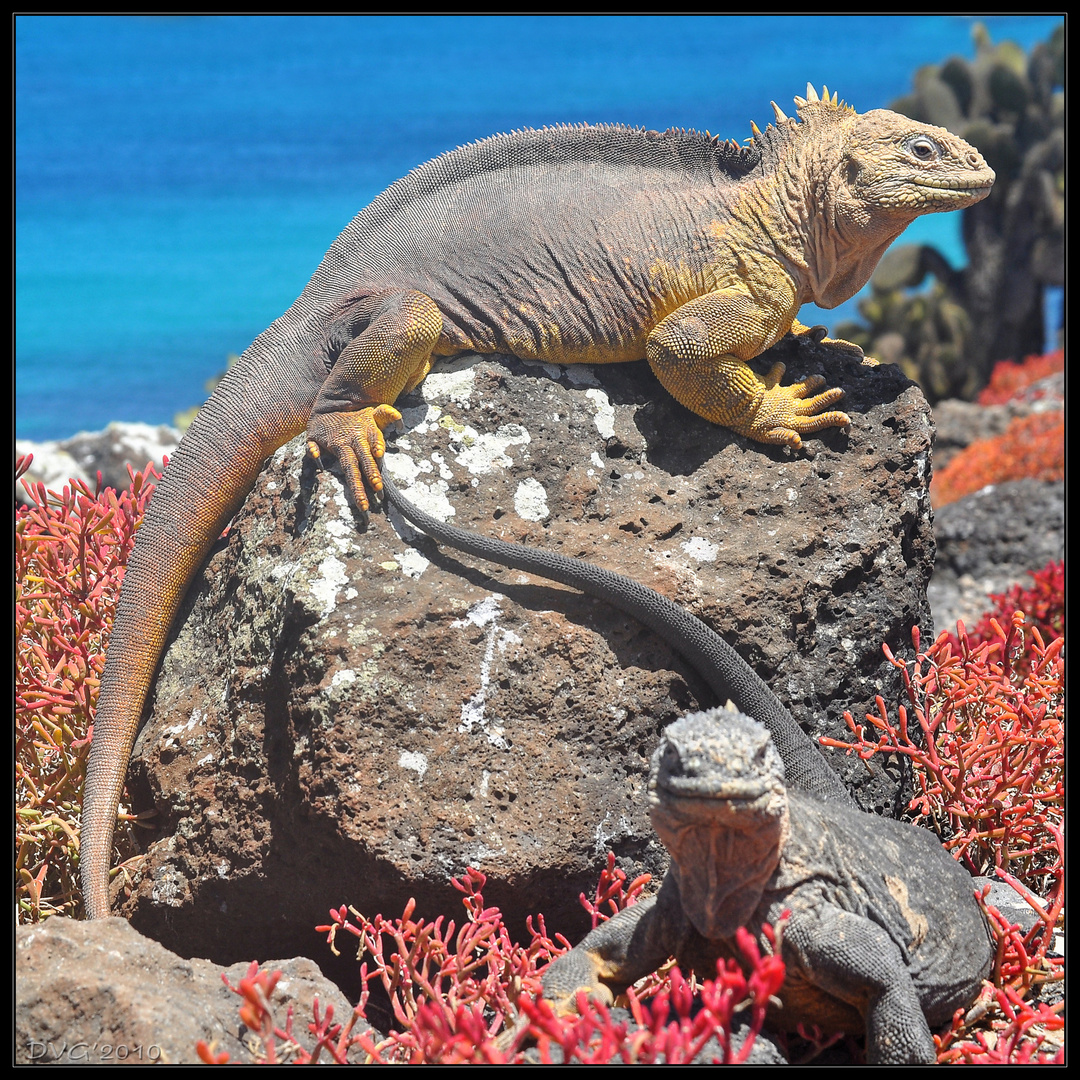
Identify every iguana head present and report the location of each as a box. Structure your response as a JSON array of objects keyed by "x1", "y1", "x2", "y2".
[
  {"x1": 649, "y1": 707, "x2": 787, "y2": 940},
  {"x1": 836, "y1": 123, "x2": 993, "y2": 220},
  {"x1": 754, "y1": 86, "x2": 995, "y2": 308}
]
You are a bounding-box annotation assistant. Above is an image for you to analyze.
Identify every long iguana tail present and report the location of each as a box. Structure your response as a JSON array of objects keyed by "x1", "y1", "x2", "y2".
[
  {"x1": 80, "y1": 351, "x2": 318, "y2": 919},
  {"x1": 380, "y1": 474, "x2": 854, "y2": 807}
]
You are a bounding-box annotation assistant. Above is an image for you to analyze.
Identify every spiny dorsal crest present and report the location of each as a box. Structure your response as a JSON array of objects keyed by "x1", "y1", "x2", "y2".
[
  {"x1": 746, "y1": 84, "x2": 856, "y2": 146},
  {"x1": 793, "y1": 83, "x2": 856, "y2": 119}
]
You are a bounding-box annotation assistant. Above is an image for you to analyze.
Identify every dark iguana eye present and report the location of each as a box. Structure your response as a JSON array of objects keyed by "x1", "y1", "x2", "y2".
[{"x1": 907, "y1": 136, "x2": 939, "y2": 161}]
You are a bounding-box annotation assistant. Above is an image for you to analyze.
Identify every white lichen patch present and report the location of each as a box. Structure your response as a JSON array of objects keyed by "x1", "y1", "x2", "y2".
[
  {"x1": 398, "y1": 750, "x2": 428, "y2": 781},
  {"x1": 270, "y1": 560, "x2": 301, "y2": 581},
  {"x1": 681, "y1": 536, "x2": 719, "y2": 562},
  {"x1": 317, "y1": 469, "x2": 348, "y2": 505},
  {"x1": 430, "y1": 451, "x2": 454, "y2": 480},
  {"x1": 397, "y1": 402, "x2": 442, "y2": 435},
  {"x1": 451, "y1": 423, "x2": 531, "y2": 475},
  {"x1": 381, "y1": 452, "x2": 421, "y2": 486},
  {"x1": 331, "y1": 669, "x2": 357, "y2": 688},
  {"x1": 386, "y1": 479, "x2": 456, "y2": 556},
  {"x1": 346, "y1": 619, "x2": 383, "y2": 647},
  {"x1": 272, "y1": 439, "x2": 306, "y2": 467},
  {"x1": 150, "y1": 864, "x2": 187, "y2": 907},
  {"x1": 514, "y1": 477, "x2": 549, "y2": 522},
  {"x1": 311, "y1": 554, "x2": 349, "y2": 617},
  {"x1": 594, "y1": 812, "x2": 635, "y2": 855},
  {"x1": 421, "y1": 355, "x2": 483, "y2": 405},
  {"x1": 164, "y1": 709, "x2": 206, "y2": 738},
  {"x1": 452, "y1": 595, "x2": 522, "y2": 748},
  {"x1": 324, "y1": 509, "x2": 359, "y2": 555},
  {"x1": 422, "y1": 368, "x2": 477, "y2": 405},
  {"x1": 585, "y1": 388, "x2": 616, "y2": 439},
  {"x1": 394, "y1": 547, "x2": 431, "y2": 579}
]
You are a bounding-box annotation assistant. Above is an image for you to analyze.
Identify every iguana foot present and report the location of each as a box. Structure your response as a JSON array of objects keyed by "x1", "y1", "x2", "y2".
[
  {"x1": 307, "y1": 404, "x2": 402, "y2": 510},
  {"x1": 789, "y1": 319, "x2": 867, "y2": 360},
  {"x1": 739, "y1": 361, "x2": 849, "y2": 449}
]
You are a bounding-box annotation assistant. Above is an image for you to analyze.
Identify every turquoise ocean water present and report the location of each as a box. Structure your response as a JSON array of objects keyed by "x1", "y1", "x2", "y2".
[{"x1": 15, "y1": 15, "x2": 1063, "y2": 440}]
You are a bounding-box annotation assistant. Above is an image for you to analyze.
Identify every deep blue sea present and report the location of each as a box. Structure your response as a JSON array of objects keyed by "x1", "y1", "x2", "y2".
[{"x1": 15, "y1": 14, "x2": 1063, "y2": 440}]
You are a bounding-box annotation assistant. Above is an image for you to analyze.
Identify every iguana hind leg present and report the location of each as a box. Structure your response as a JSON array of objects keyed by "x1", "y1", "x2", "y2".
[
  {"x1": 647, "y1": 291, "x2": 850, "y2": 449},
  {"x1": 307, "y1": 289, "x2": 442, "y2": 509}
]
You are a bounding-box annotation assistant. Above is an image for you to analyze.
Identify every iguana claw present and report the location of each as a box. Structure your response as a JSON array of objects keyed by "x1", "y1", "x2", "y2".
[
  {"x1": 742, "y1": 362, "x2": 849, "y2": 449},
  {"x1": 789, "y1": 319, "x2": 867, "y2": 361},
  {"x1": 307, "y1": 404, "x2": 402, "y2": 510}
]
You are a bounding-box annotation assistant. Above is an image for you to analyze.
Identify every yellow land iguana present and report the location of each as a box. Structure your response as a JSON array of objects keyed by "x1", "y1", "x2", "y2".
[{"x1": 81, "y1": 86, "x2": 993, "y2": 918}]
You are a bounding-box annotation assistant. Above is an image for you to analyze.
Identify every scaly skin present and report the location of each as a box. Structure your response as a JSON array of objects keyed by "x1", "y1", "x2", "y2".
[{"x1": 81, "y1": 86, "x2": 993, "y2": 918}]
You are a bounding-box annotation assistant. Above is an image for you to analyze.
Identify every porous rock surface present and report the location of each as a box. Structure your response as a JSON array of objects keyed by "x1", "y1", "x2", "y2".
[
  {"x1": 928, "y1": 478, "x2": 1064, "y2": 633},
  {"x1": 15, "y1": 917, "x2": 360, "y2": 1064},
  {"x1": 117, "y1": 336, "x2": 935, "y2": 968}
]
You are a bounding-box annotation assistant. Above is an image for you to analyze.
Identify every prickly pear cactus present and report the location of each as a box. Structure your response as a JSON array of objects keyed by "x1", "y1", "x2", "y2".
[{"x1": 837, "y1": 23, "x2": 1063, "y2": 403}]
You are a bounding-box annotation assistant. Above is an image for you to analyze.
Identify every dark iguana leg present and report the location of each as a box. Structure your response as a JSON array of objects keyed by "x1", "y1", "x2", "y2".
[
  {"x1": 542, "y1": 896, "x2": 673, "y2": 1014},
  {"x1": 646, "y1": 289, "x2": 849, "y2": 448},
  {"x1": 307, "y1": 289, "x2": 442, "y2": 509},
  {"x1": 783, "y1": 909, "x2": 937, "y2": 1064}
]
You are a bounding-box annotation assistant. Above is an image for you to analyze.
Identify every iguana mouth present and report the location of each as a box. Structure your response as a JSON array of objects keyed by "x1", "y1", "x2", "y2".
[
  {"x1": 652, "y1": 787, "x2": 786, "y2": 835},
  {"x1": 911, "y1": 178, "x2": 994, "y2": 192},
  {"x1": 657, "y1": 782, "x2": 774, "y2": 804}
]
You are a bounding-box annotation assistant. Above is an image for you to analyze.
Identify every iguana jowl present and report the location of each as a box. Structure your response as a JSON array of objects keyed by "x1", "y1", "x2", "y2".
[{"x1": 81, "y1": 86, "x2": 993, "y2": 917}]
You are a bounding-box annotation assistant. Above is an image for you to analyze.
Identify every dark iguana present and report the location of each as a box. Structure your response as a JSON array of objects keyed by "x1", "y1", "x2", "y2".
[
  {"x1": 542, "y1": 709, "x2": 994, "y2": 1064},
  {"x1": 82, "y1": 86, "x2": 993, "y2": 917}
]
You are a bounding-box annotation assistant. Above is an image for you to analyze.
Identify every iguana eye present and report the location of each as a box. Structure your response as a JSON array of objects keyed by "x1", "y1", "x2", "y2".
[{"x1": 907, "y1": 136, "x2": 939, "y2": 161}]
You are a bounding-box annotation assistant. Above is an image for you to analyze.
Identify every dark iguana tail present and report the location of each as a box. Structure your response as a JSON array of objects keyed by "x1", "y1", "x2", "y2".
[
  {"x1": 80, "y1": 353, "x2": 319, "y2": 919},
  {"x1": 380, "y1": 473, "x2": 853, "y2": 807}
]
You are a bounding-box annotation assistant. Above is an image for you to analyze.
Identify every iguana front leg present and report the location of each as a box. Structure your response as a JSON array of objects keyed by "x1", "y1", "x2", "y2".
[
  {"x1": 783, "y1": 908, "x2": 937, "y2": 1064},
  {"x1": 541, "y1": 895, "x2": 676, "y2": 1013},
  {"x1": 307, "y1": 289, "x2": 442, "y2": 509},
  {"x1": 646, "y1": 290, "x2": 850, "y2": 448}
]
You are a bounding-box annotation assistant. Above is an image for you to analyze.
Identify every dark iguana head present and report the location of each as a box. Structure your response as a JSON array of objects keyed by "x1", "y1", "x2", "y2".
[
  {"x1": 749, "y1": 85, "x2": 995, "y2": 308},
  {"x1": 649, "y1": 707, "x2": 787, "y2": 940}
]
